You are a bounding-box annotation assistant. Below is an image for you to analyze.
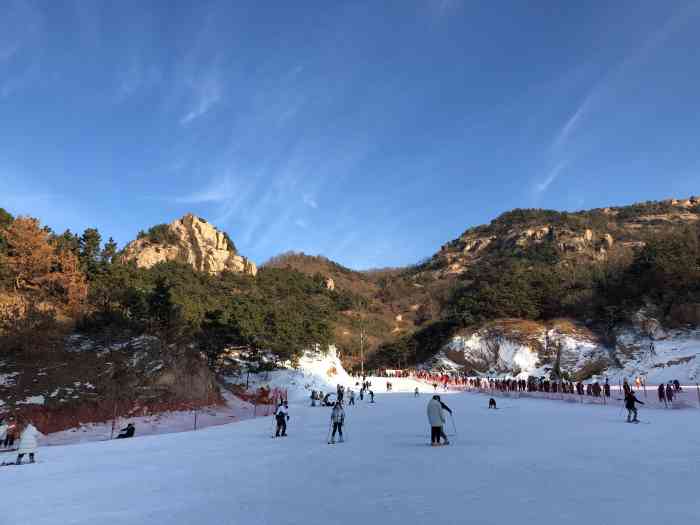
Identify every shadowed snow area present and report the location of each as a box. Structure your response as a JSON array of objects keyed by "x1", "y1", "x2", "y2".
[{"x1": 2, "y1": 391, "x2": 697, "y2": 525}]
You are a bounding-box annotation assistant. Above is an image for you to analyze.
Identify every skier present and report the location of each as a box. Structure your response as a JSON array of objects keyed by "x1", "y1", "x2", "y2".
[
  {"x1": 116, "y1": 423, "x2": 136, "y2": 439},
  {"x1": 348, "y1": 390, "x2": 355, "y2": 406},
  {"x1": 359, "y1": 389, "x2": 364, "y2": 401},
  {"x1": 369, "y1": 390, "x2": 375, "y2": 403},
  {"x1": 274, "y1": 401, "x2": 289, "y2": 437},
  {"x1": 16, "y1": 420, "x2": 42, "y2": 465},
  {"x1": 657, "y1": 384, "x2": 667, "y2": 407},
  {"x1": 604, "y1": 378, "x2": 611, "y2": 398},
  {"x1": 414, "y1": 387, "x2": 419, "y2": 397},
  {"x1": 310, "y1": 390, "x2": 317, "y2": 407},
  {"x1": 624, "y1": 390, "x2": 644, "y2": 423},
  {"x1": 329, "y1": 401, "x2": 345, "y2": 444},
  {"x1": 665, "y1": 383, "x2": 674, "y2": 406},
  {"x1": 427, "y1": 395, "x2": 449, "y2": 446},
  {"x1": 623, "y1": 379, "x2": 631, "y2": 396}
]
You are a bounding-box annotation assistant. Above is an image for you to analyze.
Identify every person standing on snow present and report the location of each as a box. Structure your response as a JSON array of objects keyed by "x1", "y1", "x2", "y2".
[
  {"x1": 329, "y1": 401, "x2": 345, "y2": 444},
  {"x1": 274, "y1": 401, "x2": 289, "y2": 437},
  {"x1": 427, "y1": 395, "x2": 449, "y2": 446},
  {"x1": 369, "y1": 390, "x2": 375, "y2": 403},
  {"x1": 414, "y1": 387, "x2": 419, "y2": 397},
  {"x1": 16, "y1": 419, "x2": 42, "y2": 465},
  {"x1": 665, "y1": 383, "x2": 674, "y2": 406},
  {"x1": 657, "y1": 384, "x2": 667, "y2": 407},
  {"x1": 624, "y1": 390, "x2": 644, "y2": 423},
  {"x1": 348, "y1": 390, "x2": 355, "y2": 406}
]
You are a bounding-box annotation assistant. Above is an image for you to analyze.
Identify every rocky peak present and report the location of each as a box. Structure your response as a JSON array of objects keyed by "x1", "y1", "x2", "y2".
[{"x1": 121, "y1": 214, "x2": 257, "y2": 276}]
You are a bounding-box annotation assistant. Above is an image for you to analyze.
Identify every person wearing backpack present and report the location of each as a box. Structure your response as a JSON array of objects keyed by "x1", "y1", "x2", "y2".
[{"x1": 274, "y1": 401, "x2": 289, "y2": 437}]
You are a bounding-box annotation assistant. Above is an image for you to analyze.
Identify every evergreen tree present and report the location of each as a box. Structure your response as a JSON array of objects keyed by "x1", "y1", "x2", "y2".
[
  {"x1": 79, "y1": 228, "x2": 102, "y2": 278},
  {"x1": 101, "y1": 237, "x2": 118, "y2": 264}
]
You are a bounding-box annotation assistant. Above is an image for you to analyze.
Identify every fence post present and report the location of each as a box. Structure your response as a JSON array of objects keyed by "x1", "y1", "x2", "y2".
[{"x1": 696, "y1": 384, "x2": 700, "y2": 408}]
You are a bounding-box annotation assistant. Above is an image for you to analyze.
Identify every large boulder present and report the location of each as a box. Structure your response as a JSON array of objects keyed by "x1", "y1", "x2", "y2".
[{"x1": 121, "y1": 214, "x2": 257, "y2": 276}]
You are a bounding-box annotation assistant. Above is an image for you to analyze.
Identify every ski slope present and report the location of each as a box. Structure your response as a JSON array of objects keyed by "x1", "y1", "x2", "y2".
[{"x1": 2, "y1": 391, "x2": 698, "y2": 525}]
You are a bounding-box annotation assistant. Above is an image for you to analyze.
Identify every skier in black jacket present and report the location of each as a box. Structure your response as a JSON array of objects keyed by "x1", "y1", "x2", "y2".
[
  {"x1": 274, "y1": 401, "x2": 289, "y2": 437},
  {"x1": 624, "y1": 391, "x2": 644, "y2": 423}
]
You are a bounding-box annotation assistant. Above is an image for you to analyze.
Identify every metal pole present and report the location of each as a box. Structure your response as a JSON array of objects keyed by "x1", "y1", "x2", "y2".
[
  {"x1": 360, "y1": 325, "x2": 364, "y2": 378},
  {"x1": 696, "y1": 384, "x2": 700, "y2": 408}
]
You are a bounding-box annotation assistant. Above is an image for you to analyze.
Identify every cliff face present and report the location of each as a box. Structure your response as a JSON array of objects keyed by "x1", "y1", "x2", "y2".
[
  {"x1": 429, "y1": 196, "x2": 700, "y2": 277},
  {"x1": 121, "y1": 214, "x2": 257, "y2": 276}
]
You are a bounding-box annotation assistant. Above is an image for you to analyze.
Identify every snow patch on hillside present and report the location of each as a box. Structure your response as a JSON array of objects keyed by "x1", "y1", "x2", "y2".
[
  {"x1": 228, "y1": 346, "x2": 356, "y2": 402},
  {"x1": 438, "y1": 322, "x2": 700, "y2": 384}
]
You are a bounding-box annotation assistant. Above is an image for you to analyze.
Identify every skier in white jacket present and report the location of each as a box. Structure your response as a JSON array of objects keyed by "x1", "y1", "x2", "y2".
[
  {"x1": 427, "y1": 395, "x2": 449, "y2": 446},
  {"x1": 16, "y1": 421, "x2": 42, "y2": 465}
]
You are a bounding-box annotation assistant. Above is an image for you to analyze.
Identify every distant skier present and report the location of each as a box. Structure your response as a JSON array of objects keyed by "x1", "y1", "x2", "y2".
[
  {"x1": 16, "y1": 420, "x2": 42, "y2": 465},
  {"x1": 604, "y1": 378, "x2": 611, "y2": 398},
  {"x1": 414, "y1": 387, "x2": 419, "y2": 397},
  {"x1": 369, "y1": 390, "x2": 375, "y2": 403},
  {"x1": 116, "y1": 423, "x2": 135, "y2": 439},
  {"x1": 657, "y1": 384, "x2": 667, "y2": 407},
  {"x1": 274, "y1": 401, "x2": 289, "y2": 437},
  {"x1": 624, "y1": 390, "x2": 644, "y2": 423},
  {"x1": 427, "y1": 395, "x2": 449, "y2": 446},
  {"x1": 359, "y1": 389, "x2": 364, "y2": 401},
  {"x1": 310, "y1": 390, "x2": 317, "y2": 407},
  {"x1": 329, "y1": 401, "x2": 345, "y2": 444},
  {"x1": 665, "y1": 384, "x2": 674, "y2": 406},
  {"x1": 348, "y1": 391, "x2": 355, "y2": 406}
]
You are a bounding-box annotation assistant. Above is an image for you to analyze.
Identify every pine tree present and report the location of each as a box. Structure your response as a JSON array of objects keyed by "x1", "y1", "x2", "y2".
[
  {"x1": 101, "y1": 237, "x2": 118, "y2": 264},
  {"x1": 79, "y1": 228, "x2": 102, "y2": 278}
]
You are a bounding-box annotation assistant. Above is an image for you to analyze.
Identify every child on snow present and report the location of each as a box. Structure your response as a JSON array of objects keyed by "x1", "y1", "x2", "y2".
[{"x1": 330, "y1": 402, "x2": 345, "y2": 444}]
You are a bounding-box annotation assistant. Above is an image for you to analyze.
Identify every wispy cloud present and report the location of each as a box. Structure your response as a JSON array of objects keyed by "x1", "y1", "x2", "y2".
[
  {"x1": 302, "y1": 194, "x2": 318, "y2": 209},
  {"x1": 534, "y1": 162, "x2": 567, "y2": 195},
  {"x1": 536, "y1": 4, "x2": 700, "y2": 198},
  {"x1": 180, "y1": 69, "x2": 222, "y2": 125}
]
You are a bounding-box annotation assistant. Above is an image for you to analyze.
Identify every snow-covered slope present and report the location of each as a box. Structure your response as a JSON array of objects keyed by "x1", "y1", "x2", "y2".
[
  {"x1": 3, "y1": 392, "x2": 697, "y2": 524},
  {"x1": 431, "y1": 318, "x2": 700, "y2": 383}
]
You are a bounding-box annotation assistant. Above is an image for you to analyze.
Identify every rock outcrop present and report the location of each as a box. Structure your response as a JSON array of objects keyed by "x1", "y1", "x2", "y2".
[{"x1": 121, "y1": 214, "x2": 257, "y2": 276}]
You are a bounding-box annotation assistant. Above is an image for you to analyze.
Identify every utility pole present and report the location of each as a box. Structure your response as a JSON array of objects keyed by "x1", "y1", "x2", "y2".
[{"x1": 360, "y1": 324, "x2": 365, "y2": 377}]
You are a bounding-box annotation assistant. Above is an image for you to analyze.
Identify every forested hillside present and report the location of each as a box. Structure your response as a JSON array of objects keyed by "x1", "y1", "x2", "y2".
[{"x1": 2, "y1": 196, "x2": 700, "y2": 422}]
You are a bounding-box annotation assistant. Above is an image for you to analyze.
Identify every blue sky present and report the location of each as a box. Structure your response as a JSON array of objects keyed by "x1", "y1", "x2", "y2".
[{"x1": 1, "y1": 1, "x2": 699, "y2": 269}]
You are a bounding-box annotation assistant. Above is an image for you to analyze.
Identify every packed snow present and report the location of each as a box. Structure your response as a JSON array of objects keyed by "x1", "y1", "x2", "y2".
[{"x1": 2, "y1": 387, "x2": 698, "y2": 525}]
